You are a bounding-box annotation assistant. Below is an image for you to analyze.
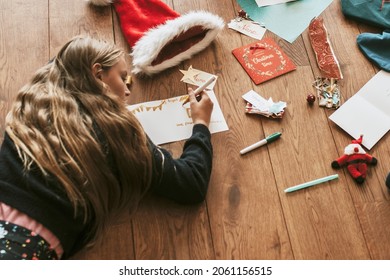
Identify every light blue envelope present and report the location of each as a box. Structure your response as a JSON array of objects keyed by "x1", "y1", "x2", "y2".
[{"x1": 237, "y1": 0, "x2": 334, "y2": 43}]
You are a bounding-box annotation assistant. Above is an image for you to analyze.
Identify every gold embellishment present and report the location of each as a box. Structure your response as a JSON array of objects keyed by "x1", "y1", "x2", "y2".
[{"x1": 242, "y1": 42, "x2": 286, "y2": 77}]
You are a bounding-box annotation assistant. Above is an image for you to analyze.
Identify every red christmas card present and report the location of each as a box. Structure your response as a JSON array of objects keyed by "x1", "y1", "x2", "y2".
[{"x1": 232, "y1": 38, "x2": 296, "y2": 84}]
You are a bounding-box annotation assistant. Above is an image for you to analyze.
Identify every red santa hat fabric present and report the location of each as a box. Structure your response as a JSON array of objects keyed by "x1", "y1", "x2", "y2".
[
  {"x1": 351, "y1": 135, "x2": 363, "y2": 145},
  {"x1": 89, "y1": 0, "x2": 224, "y2": 75}
]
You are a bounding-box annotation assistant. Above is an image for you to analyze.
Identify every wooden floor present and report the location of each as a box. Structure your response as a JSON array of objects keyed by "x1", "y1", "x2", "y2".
[{"x1": 1, "y1": 0, "x2": 389, "y2": 260}]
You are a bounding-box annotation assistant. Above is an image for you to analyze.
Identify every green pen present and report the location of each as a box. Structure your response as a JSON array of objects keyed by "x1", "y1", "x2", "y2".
[{"x1": 240, "y1": 132, "x2": 282, "y2": 155}]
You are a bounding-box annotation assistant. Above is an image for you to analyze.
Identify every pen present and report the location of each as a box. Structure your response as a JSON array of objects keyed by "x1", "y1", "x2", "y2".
[
  {"x1": 284, "y1": 174, "x2": 339, "y2": 193},
  {"x1": 182, "y1": 76, "x2": 216, "y2": 105},
  {"x1": 239, "y1": 132, "x2": 282, "y2": 155}
]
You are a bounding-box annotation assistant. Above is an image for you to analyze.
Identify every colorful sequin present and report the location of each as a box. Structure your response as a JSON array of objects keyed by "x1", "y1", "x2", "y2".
[{"x1": 0, "y1": 220, "x2": 58, "y2": 260}]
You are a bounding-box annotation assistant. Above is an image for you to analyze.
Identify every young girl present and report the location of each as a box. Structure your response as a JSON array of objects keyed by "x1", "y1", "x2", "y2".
[{"x1": 0, "y1": 36, "x2": 214, "y2": 259}]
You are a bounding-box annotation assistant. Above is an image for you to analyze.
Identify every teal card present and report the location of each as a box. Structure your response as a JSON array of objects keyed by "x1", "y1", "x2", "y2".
[{"x1": 236, "y1": 0, "x2": 334, "y2": 43}]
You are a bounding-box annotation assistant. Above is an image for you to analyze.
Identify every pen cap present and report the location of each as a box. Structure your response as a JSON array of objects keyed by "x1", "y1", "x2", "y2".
[{"x1": 266, "y1": 132, "x2": 282, "y2": 143}]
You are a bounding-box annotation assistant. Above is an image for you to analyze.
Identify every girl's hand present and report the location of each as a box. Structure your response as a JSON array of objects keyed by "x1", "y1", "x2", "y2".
[{"x1": 188, "y1": 87, "x2": 214, "y2": 127}]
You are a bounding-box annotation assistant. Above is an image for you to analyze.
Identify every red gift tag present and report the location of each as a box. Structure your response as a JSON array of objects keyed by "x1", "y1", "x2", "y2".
[{"x1": 309, "y1": 17, "x2": 343, "y2": 80}]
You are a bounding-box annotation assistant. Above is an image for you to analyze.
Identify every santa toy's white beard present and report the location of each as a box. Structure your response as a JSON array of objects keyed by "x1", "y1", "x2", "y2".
[{"x1": 344, "y1": 144, "x2": 366, "y2": 155}]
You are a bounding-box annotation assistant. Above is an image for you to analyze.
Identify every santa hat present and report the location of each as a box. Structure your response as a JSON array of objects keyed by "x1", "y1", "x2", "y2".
[
  {"x1": 88, "y1": 0, "x2": 224, "y2": 75},
  {"x1": 344, "y1": 135, "x2": 365, "y2": 155}
]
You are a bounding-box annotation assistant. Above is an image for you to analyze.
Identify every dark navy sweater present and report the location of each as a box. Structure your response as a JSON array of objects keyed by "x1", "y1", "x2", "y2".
[{"x1": 0, "y1": 124, "x2": 212, "y2": 258}]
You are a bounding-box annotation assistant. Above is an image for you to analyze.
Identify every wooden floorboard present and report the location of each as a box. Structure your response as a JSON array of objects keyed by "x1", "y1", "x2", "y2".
[
  {"x1": 0, "y1": 0, "x2": 389, "y2": 260},
  {"x1": 355, "y1": 201, "x2": 390, "y2": 259},
  {"x1": 0, "y1": 0, "x2": 49, "y2": 138}
]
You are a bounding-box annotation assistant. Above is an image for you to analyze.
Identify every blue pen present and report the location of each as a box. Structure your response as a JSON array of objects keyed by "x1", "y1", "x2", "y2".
[
  {"x1": 284, "y1": 174, "x2": 339, "y2": 193},
  {"x1": 240, "y1": 132, "x2": 282, "y2": 155}
]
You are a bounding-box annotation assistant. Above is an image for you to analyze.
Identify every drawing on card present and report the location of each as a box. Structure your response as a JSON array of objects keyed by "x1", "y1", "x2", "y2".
[{"x1": 128, "y1": 91, "x2": 228, "y2": 145}]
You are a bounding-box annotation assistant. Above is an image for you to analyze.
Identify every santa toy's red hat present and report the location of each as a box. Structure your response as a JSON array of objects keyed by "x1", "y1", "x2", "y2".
[
  {"x1": 351, "y1": 135, "x2": 363, "y2": 145},
  {"x1": 89, "y1": 0, "x2": 224, "y2": 75}
]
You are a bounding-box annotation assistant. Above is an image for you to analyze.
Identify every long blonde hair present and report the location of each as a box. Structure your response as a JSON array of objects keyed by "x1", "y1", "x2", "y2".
[{"x1": 6, "y1": 36, "x2": 152, "y2": 245}]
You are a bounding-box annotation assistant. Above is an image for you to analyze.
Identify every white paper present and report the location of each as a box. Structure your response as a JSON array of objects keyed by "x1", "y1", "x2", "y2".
[
  {"x1": 242, "y1": 90, "x2": 287, "y2": 114},
  {"x1": 242, "y1": 90, "x2": 269, "y2": 111},
  {"x1": 127, "y1": 91, "x2": 229, "y2": 145},
  {"x1": 227, "y1": 19, "x2": 266, "y2": 40},
  {"x1": 255, "y1": 0, "x2": 296, "y2": 7},
  {"x1": 329, "y1": 70, "x2": 390, "y2": 150}
]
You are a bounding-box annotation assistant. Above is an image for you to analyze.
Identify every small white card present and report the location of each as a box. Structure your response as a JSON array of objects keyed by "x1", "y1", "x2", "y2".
[
  {"x1": 255, "y1": 0, "x2": 297, "y2": 7},
  {"x1": 242, "y1": 90, "x2": 270, "y2": 111},
  {"x1": 242, "y1": 90, "x2": 286, "y2": 118},
  {"x1": 227, "y1": 19, "x2": 266, "y2": 40},
  {"x1": 329, "y1": 70, "x2": 390, "y2": 150},
  {"x1": 180, "y1": 65, "x2": 217, "y2": 89}
]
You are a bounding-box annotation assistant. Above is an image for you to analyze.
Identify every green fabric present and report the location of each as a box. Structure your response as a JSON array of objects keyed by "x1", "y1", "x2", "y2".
[
  {"x1": 341, "y1": 0, "x2": 390, "y2": 29},
  {"x1": 357, "y1": 31, "x2": 390, "y2": 72}
]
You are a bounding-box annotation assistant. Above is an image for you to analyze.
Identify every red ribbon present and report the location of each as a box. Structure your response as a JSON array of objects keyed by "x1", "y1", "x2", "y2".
[{"x1": 249, "y1": 44, "x2": 265, "y2": 53}]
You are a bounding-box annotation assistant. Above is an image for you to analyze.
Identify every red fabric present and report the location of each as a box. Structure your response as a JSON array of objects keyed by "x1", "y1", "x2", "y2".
[
  {"x1": 308, "y1": 17, "x2": 342, "y2": 79},
  {"x1": 151, "y1": 26, "x2": 207, "y2": 66},
  {"x1": 335, "y1": 153, "x2": 374, "y2": 179},
  {"x1": 351, "y1": 135, "x2": 363, "y2": 145},
  {"x1": 114, "y1": 0, "x2": 180, "y2": 47},
  {"x1": 347, "y1": 163, "x2": 368, "y2": 179}
]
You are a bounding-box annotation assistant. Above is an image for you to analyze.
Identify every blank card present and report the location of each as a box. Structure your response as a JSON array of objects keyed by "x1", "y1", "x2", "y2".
[{"x1": 329, "y1": 70, "x2": 390, "y2": 150}]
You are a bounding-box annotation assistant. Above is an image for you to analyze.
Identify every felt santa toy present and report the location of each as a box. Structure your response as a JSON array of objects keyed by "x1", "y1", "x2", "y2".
[
  {"x1": 88, "y1": 0, "x2": 224, "y2": 75},
  {"x1": 331, "y1": 135, "x2": 377, "y2": 184}
]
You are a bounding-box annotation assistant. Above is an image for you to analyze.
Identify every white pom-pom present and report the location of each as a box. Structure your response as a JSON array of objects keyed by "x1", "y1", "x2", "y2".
[{"x1": 87, "y1": 0, "x2": 112, "y2": 6}]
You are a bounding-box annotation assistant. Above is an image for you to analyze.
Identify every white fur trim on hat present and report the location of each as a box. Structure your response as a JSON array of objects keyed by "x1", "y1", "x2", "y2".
[
  {"x1": 87, "y1": 0, "x2": 112, "y2": 6},
  {"x1": 344, "y1": 144, "x2": 366, "y2": 155},
  {"x1": 131, "y1": 11, "x2": 224, "y2": 75}
]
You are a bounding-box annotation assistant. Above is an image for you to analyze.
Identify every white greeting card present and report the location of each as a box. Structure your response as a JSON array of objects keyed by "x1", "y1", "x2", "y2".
[
  {"x1": 329, "y1": 70, "x2": 390, "y2": 150},
  {"x1": 127, "y1": 90, "x2": 228, "y2": 145},
  {"x1": 227, "y1": 19, "x2": 266, "y2": 40}
]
